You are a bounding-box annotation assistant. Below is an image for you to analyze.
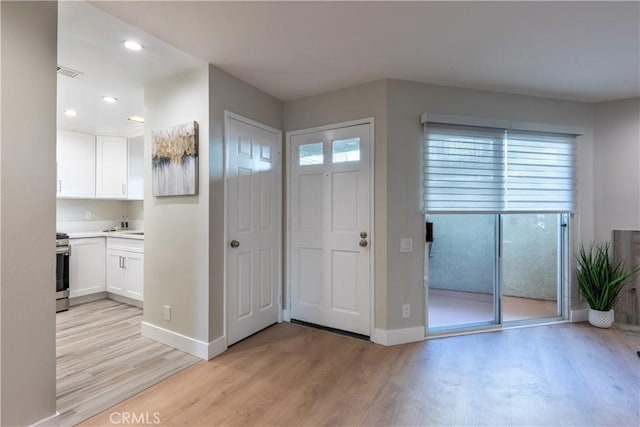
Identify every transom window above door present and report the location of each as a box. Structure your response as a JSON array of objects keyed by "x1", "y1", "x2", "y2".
[
  {"x1": 298, "y1": 142, "x2": 323, "y2": 165},
  {"x1": 332, "y1": 138, "x2": 360, "y2": 163},
  {"x1": 297, "y1": 137, "x2": 362, "y2": 166}
]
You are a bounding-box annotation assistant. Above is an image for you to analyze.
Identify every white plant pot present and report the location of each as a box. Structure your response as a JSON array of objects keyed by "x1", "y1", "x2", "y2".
[{"x1": 588, "y1": 308, "x2": 614, "y2": 328}]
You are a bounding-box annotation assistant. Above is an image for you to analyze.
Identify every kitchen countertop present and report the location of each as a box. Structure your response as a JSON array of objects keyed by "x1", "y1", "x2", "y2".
[{"x1": 67, "y1": 230, "x2": 144, "y2": 240}]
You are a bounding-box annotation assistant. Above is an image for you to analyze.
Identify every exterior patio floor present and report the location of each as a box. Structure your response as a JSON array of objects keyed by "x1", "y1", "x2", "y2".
[{"x1": 428, "y1": 288, "x2": 557, "y2": 329}]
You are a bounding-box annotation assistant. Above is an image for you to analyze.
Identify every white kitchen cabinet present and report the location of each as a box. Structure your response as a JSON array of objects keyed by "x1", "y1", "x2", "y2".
[
  {"x1": 69, "y1": 237, "x2": 106, "y2": 298},
  {"x1": 56, "y1": 129, "x2": 96, "y2": 198},
  {"x1": 107, "y1": 237, "x2": 144, "y2": 301},
  {"x1": 128, "y1": 136, "x2": 144, "y2": 200},
  {"x1": 96, "y1": 136, "x2": 128, "y2": 199}
]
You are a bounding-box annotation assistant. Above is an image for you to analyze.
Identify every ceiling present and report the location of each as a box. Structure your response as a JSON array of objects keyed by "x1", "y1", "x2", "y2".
[
  {"x1": 61, "y1": 1, "x2": 639, "y2": 134},
  {"x1": 87, "y1": 1, "x2": 639, "y2": 103},
  {"x1": 57, "y1": 2, "x2": 202, "y2": 135}
]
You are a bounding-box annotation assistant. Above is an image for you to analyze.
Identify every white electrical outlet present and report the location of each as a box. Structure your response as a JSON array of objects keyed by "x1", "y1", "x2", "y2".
[
  {"x1": 402, "y1": 303, "x2": 410, "y2": 318},
  {"x1": 84, "y1": 210, "x2": 92, "y2": 220},
  {"x1": 163, "y1": 305, "x2": 171, "y2": 321}
]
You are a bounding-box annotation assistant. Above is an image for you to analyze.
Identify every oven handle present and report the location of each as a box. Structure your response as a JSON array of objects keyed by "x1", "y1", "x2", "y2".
[{"x1": 56, "y1": 246, "x2": 70, "y2": 255}]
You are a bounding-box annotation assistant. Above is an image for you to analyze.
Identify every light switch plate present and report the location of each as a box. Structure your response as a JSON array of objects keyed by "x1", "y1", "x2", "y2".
[{"x1": 400, "y1": 238, "x2": 413, "y2": 252}]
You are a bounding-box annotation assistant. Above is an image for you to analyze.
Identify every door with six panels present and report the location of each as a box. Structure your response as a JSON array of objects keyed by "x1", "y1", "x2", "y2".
[
  {"x1": 289, "y1": 123, "x2": 372, "y2": 336},
  {"x1": 226, "y1": 113, "x2": 281, "y2": 345}
]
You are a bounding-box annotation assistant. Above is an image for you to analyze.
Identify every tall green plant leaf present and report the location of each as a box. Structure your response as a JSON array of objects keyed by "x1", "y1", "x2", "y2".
[{"x1": 576, "y1": 242, "x2": 640, "y2": 311}]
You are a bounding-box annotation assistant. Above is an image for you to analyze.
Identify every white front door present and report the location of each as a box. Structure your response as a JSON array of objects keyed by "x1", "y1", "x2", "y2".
[
  {"x1": 289, "y1": 122, "x2": 372, "y2": 336},
  {"x1": 226, "y1": 113, "x2": 281, "y2": 345}
]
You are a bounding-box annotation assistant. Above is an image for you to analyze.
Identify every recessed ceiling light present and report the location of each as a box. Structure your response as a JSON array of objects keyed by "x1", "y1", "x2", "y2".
[
  {"x1": 128, "y1": 116, "x2": 145, "y2": 123},
  {"x1": 64, "y1": 109, "x2": 77, "y2": 117},
  {"x1": 102, "y1": 96, "x2": 118, "y2": 104},
  {"x1": 124, "y1": 40, "x2": 143, "y2": 51}
]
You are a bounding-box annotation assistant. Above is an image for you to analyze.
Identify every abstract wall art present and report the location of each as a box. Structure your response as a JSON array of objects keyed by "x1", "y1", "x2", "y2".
[{"x1": 152, "y1": 121, "x2": 199, "y2": 196}]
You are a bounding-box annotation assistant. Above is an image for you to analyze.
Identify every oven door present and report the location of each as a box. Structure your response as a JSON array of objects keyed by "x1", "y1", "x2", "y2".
[{"x1": 56, "y1": 246, "x2": 69, "y2": 294}]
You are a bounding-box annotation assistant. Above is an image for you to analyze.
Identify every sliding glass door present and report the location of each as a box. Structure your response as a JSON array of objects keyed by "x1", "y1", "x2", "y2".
[
  {"x1": 427, "y1": 214, "x2": 498, "y2": 330},
  {"x1": 426, "y1": 213, "x2": 566, "y2": 333},
  {"x1": 502, "y1": 214, "x2": 562, "y2": 322},
  {"x1": 422, "y1": 119, "x2": 576, "y2": 333}
]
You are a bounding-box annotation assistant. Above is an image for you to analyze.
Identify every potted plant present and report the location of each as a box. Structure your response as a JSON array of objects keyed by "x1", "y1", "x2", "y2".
[{"x1": 576, "y1": 242, "x2": 640, "y2": 328}]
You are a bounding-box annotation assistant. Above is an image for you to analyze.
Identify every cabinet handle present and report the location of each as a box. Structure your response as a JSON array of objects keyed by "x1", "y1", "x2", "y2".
[
  {"x1": 119, "y1": 256, "x2": 123, "y2": 269},
  {"x1": 122, "y1": 183, "x2": 126, "y2": 195},
  {"x1": 123, "y1": 257, "x2": 126, "y2": 269},
  {"x1": 58, "y1": 180, "x2": 62, "y2": 192}
]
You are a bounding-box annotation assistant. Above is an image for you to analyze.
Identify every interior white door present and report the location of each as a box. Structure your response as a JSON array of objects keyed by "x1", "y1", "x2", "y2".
[
  {"x1": 226, "y1": 114, "x2": 281, "y2": 345},
  {"x1": 290, "y1": 123, "x2": 371, "y2": 336}
]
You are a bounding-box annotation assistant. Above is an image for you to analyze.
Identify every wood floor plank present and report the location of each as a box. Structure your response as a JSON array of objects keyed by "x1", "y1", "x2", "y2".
[
  {"x1": 56, "y1": 299, "x2": 199, "y2": 427},
  {"x1": 81, "y1": 321, "x2": 639, "y2": 426}
]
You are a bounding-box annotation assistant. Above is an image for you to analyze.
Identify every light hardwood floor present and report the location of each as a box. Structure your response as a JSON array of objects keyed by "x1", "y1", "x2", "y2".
[
  {"x1": 57, "y1": 299, "x2": 199, "y2": 426},
  {"x1": 83, "y1": 321, "x2": 639, "y2": 426}
]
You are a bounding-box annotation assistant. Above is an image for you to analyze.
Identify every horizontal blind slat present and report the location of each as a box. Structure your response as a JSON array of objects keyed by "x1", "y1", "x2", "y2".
[{"x1": 424, "y1": 122, "x2": 575, "y2": 213}]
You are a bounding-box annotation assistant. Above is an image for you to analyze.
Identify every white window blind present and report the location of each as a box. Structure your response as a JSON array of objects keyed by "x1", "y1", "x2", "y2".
[{"x1": 424, "y1": 122, "x2": 575, "y2": 213}]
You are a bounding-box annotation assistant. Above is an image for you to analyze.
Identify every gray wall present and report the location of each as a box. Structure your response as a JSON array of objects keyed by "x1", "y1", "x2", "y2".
[
  {"x1": 207, "y1": 64, "x2": 283, "y2": 341},
  {"x1": 283, "y1": 80, "x2": 389, "y2": 328},
  {"x1": 594, "y1": 98, "x2": 640, "y2": 242},
  {"x1": 387, "y1": 79, "x2": 595, "y2": 328},
  {"x1": 0, "y1": 1, "x2": 58, "y2": 425},
  {"x1": 284, "y1": 78, "x2": 595, "y2": 332},
  {"x1": 283, "y1": 78, "x2": 597, "y2": 330},
  {"x1": 144, "y1": 67, "x2": 211, "y2": 342}
]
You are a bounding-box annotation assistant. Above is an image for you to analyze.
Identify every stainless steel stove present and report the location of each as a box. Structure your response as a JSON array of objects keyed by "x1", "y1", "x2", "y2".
[{"x1": 56, "y1": 233, "x2": 69, "y2": 312}]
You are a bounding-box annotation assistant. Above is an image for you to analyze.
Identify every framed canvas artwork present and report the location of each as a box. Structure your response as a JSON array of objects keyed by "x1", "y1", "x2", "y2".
[{"x1": 152, "y1": 121, "x2": 199, "y2": 196}]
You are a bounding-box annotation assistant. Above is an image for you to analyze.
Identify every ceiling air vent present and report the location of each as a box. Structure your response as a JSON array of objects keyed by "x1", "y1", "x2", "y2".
[{"x1": 57, "y1": 65, "x2": 83, "y2": 79}]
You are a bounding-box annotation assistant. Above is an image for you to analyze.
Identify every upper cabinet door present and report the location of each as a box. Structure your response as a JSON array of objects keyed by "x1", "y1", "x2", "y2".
[
  {"x1": 96, "y1": 136, "x2": 128, "y2": 199},
  {"x1": 127, "y1": 136, "x2": 144, "y2": 200},
  {"x1": 57, "y1": 129, "x2": 96, "y2": 198}
]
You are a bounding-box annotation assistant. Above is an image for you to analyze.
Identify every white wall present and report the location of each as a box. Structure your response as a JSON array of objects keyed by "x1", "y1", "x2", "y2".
[
  {"x1": 128, "y1": 200, "x2": 144, "y2": 221},
  {"x1": 56, "y1": 199, "x2": 143, "y2": 232},
  {"x1": 594, "y1": 97, "x2": 640, "y2": 242},
  {"x1": 0, "y1": 1, "x2": 58, "y2": 425},
  {"x1": 144, "y1": 67, "x2": 210, "y2": 343}
]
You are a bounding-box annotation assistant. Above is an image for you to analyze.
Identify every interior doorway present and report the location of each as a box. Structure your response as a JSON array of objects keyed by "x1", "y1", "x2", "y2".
[
  {"x1": 287, "y1": 120, "x2": 374, "y2": 337},
  {"x1": 225, "y1": 112, "x2": 282, "y2": 345}
]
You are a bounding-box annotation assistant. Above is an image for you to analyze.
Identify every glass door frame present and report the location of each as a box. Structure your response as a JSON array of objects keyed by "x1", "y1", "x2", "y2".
[
  {"x1": 426, "y1": 212, "x2": 571, "y2": 336},
  {"x1": 425, "y1": 213, "x2": 501, "y2": 334}
]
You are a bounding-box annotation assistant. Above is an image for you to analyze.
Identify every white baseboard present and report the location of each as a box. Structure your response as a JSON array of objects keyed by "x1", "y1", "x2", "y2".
[
  {"x1": 372, "y1": 326, "x2": 425, "y2": 346},
  {"x1": 570, "y1": 308, "x2": 589, "y2": 322},
  {"x1": 141, "y1": 322, "x2": 228, "y2": 360},
  {"x1": 30, "y1": 412, "x2": 60, "y2": 427},
  {"x1": 208, "y1": 335, "x2": 227, "y2": 360},
  {"x1": 282, "y1": 309, "x2": 291, "y2": 322}
]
